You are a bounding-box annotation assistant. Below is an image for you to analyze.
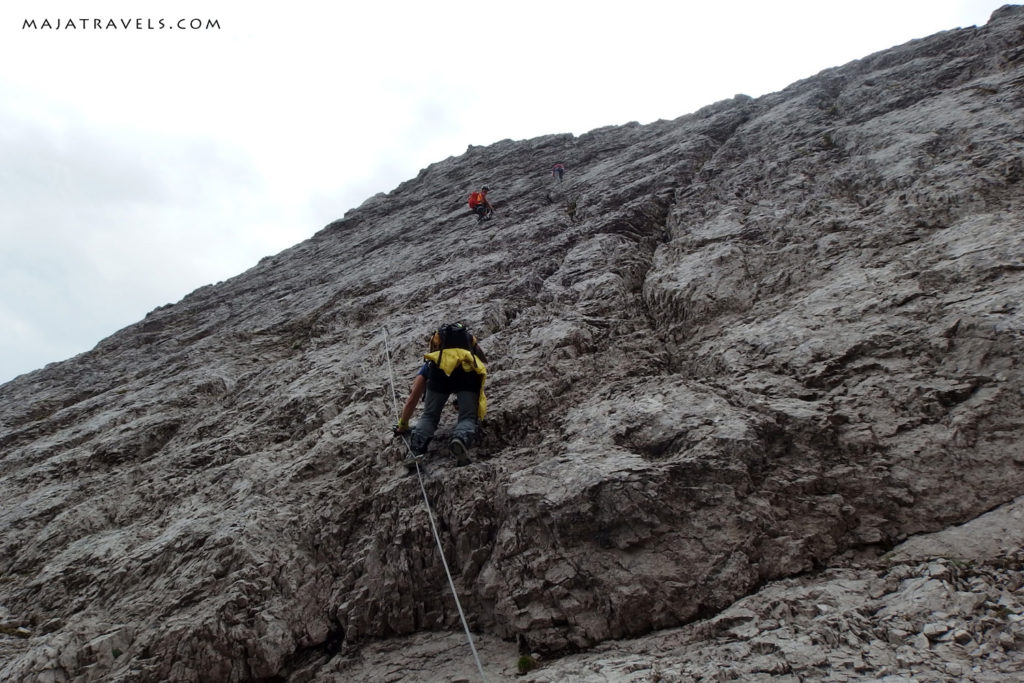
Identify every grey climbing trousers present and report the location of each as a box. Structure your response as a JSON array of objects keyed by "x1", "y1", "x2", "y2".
[{"x1": 410, "y1": 388, "x2": 479, "y2": 454}]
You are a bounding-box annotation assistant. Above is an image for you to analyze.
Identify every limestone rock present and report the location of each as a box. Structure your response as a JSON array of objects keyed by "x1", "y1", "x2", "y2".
[{"x1": 2, "y1": 5, "x2": 1024, "y2": 682}]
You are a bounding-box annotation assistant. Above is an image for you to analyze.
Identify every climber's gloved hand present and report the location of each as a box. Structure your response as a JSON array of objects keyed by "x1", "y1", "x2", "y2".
[{"x1": 393, "y1": 419, "x2": 410, "y2": 436}]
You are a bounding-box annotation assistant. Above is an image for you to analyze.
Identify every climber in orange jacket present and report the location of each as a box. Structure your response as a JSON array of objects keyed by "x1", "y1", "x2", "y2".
[{"x1": 468, "y1": 186, "x2": 495, "y2": 223}]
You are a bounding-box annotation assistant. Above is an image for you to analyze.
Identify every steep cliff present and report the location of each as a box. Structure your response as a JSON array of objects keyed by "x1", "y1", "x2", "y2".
[{"x1": 2, "y1": 6, "x2": 1023, "y2": 681}]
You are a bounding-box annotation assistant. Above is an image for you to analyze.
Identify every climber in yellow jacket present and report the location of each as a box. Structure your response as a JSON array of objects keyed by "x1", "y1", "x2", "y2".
[{"x1": 409, "y1": 322, "x2": 487, "y2": 466}]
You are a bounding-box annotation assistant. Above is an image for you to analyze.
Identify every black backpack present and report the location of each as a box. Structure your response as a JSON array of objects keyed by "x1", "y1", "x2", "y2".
[
  {"x1": 435, "y1": 322, "x2": 475, "y2": 352},
  {"x1": 427, "y1": 323, "x2": 485, "y2": 392},
  {"x1": 432, "y1": 322, "x2": 485, "y2": 368}
]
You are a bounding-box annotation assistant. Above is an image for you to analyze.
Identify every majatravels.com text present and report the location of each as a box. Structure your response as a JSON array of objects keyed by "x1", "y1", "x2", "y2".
[{"x1": 23, "y1": 18, "x2": 221, "y2": 31}]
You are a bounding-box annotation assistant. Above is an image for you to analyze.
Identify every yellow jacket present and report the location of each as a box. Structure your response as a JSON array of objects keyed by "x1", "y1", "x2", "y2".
[{"x1": 423, "y1": 348, "x2": 487, "y2": 420}]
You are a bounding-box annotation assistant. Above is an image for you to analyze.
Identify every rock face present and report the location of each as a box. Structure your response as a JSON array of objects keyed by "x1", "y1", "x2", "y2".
[{"x1": 2, "y1": 5, "x2": 1023, "y2": 681}]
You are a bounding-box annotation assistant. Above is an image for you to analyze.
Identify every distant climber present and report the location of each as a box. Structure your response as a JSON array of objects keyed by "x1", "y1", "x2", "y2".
[
  {"x1": 468, "y1": 186, "x2": 495, "y2": 223},
  {"x1": 409, "y1": 322, "x2": 488, "y2": 466},
  {"x1": 552, "y1": 163, "x2": 566, "y2": 183}
]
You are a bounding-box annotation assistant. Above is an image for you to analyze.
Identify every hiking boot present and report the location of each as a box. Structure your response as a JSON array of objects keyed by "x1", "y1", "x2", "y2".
[{"x1": 450, "y1": 438, "x2": 470, "y2": 466}]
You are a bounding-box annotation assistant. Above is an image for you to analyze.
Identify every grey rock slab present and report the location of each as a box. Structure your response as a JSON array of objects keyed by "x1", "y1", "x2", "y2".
[{"x1": 1, "y1": 5, "x2": 1024, "y2": 682}]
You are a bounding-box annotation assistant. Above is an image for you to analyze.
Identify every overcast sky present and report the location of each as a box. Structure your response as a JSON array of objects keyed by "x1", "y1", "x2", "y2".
[{"x1": 0, "y1": 1, "x2": 1006, "y2": 385}]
